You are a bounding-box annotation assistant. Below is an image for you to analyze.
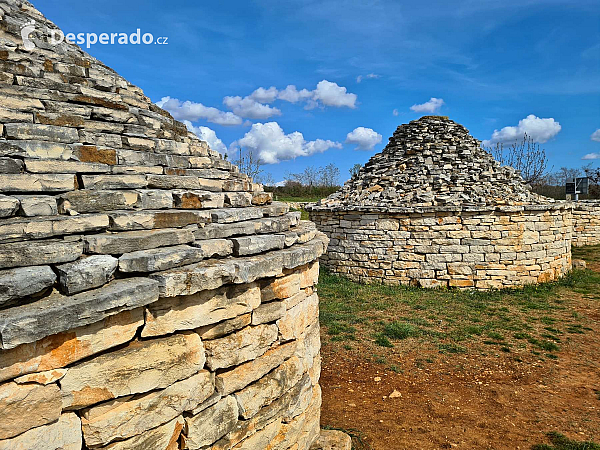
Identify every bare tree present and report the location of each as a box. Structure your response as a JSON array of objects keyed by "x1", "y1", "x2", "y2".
[
  {"x1": 232, "y1": 146, "x2": 263, "y2": 181},
  {"x1": 484, "y1": 133, "x2": 550, "y2": 184},
  {"x1": 318, "y1": 163, "x2": 340, "y2": 187},
  {"x1": 349, "y1": 163, "x2": 362, "y2": 179}
]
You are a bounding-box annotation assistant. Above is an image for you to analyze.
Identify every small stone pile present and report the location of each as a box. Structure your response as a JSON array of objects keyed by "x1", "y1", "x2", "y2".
[
  {"x1": 321, "y1": 116, "x2": 552, "y2": 208},
  {"x1": 0, "y1": 1, "x2": 330, "y2": 449}
]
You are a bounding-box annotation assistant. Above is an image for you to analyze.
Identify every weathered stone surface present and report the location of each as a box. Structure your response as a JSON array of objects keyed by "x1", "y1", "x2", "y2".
[
  {"x1": 232, "y1": 234, "x2": 286, "y2": 256},
  {"x1": 55, "y1": 255, "x2": 118, "y2": 294},
  {"x1": 14, "y1": 368, "x2": 67, "y2": 385},
  {"x1": 110, "y1": 165, "x2": 163, "y2": 175},
  {"x1": 0, "y1": 278, "x2": 158, "y2": 349},
  {"x1": 235, "y1": 356, "x2": 305, "y2": 419},
  {"x1": 0, "y1": 195, "x2": 19, "y2": 218},
  {"x1": 15, "y1": 195, "x2": 57, "y2": 216},
  {"x1": 61, "y1": 333, "x2": 205, "y2": 409},
  {"x1": 0, "y1": 412, "x2": 82, "y2": 450},
  {"x1": 142, "y1": 284, "x2": 260, "y2": 337},
  {"x1": 147, "y1": 175, "x2": 200, "y2": 189},
  {"x1": 204, "y1": 324, "x2": 278, "y2": 370},
  {"x1": 85, "y1": 228, "x2": 195, "y2": 254},
  {"x1": 232, "y1": 417, "x2": 282, "y2": 450},
  {"x1": 185, "y1": 396, "x2": 239, "y2": 449},
  {"x1": 5, "y1": 140, "x2": 73, "y2": 160},
  {"x1": 277, "y1": 294, "x2": 319, "y2": 341},
  {"x1": 107, "y1": 210, "x2": 210, "y2": 231},
  {"x1": 119, "y1": 244, "x2": 204, "y2": 273},
  {"x1": 193, "y1": 216, "x2": 292, "y2": 240},
  {"x1": 74, "y1": 145, "x2": 117, "y2": 165},
  {"x1": 310, "y1": 430, "x2": 352, "y2": 450},
  {"x1": 196, "y1": 313, "x2": 252, "y2": 341},
  {"x1": 211, "y1": 207, "x2": 264, "y2": 224},
  {"x1": 103, "y1": 415, "x2": 184, "y2": 450},
  {"x1": 190, "y1": 238, "x2": 233, "y2": 257},
  {"x1": 24, "y1": 159, "x2": 110, "y2": 174},
  {"x1": 261, "y1": 202, "x2": 289, "y2": 217},
  {"x1": 0, "y1": 174, "x2": 76, "y2": 193},
  {"x1": 0, "y1": 239, "x2": 83, "y2": 269},
  {"x1": 0, "y1": 214, "x2": 109, "y2": 243},
  {"x1": 81, "y1": 175, "x2": 147, "y2": 190},
  {"x1": 0, "y1": 265, "x2": 56, "y2": 309},
  {"x1": 81, "y1": 371, "x2": 215, "y2": 447},
  {"x1": 224, "y1": 192, "x2": 252, "y2": 207},
  {"x1": 216, "y1": 341, "x2": 297, "y2": 396},
  {"x1": 261, "y1": 273, "x2": 301, "y2": 302},
  {"x1": 251, "y1": 192, "x2": 272, "y2": 206},
  {"x1": 299, "y1": 262, "x2": 320, "y2": 289},
  {"x1": 4, "y1": 123, "x2": 79, "y2": 143},
  {"x1": 58, "y1": 190, "x2": 138, "y2": 214},
  {"x1": 173, "y1": 190, "x2": 224, "y2": 209},
  {"x1": 0, "y1": 158, "x2": 23, "y2": 174},
  {"x1": 0, "y1": 308, "x2": 143, "y2": 383},
  {"x1": 252, "y1": 300, "x2": 286, "y2": 325},
  {"x1": 0, "y1": 381, "x2": 62, "y2": 439}
]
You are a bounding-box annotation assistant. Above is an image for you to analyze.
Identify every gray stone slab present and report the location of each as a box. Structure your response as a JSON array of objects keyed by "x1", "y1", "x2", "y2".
[
  {"x1": 57, "y1": 190, "x2": 138, "y2": 213},
  {"x1": 0, "y1": 195, "x2": 19, "y2": 218},
  {"x1": 0, "y1": 214, "x2": 109, "y2": 243},
  {"x1": 16, "y1": 195, "x2": 58, "y2": 216},
  {"x1": 0, "y1": 265, "x2": 57, "y2": 309},
  {"x1": 232, "y1": 234, "x2": 286, "y2": 256},
  {"x1": 210, "y1": 207, "x2": 264, "y2": 224},
  {"x1": 107, "y1": 209, "x2": 210, "y2": 231},
  {"x1": 0, "y1": 277, "x2": 159, "y2": 349},
  {"x1": 0, "y1": 157, "x2": 23, "y2": 173},
  {"x1": 81, "y1": 175, "x2": 147, "y2": 190},
  {"x1": 84, "y1": 227, "x2": 195, "y2": 254},
  {"x1": 146, "y1": 175, "x2": 200, "y2": 189},
  {"x1": 0, "y1": 174, "x2": 76, "y2": 193},
  {"x1": 24, "y1": 159, "x2": 110, "y2": 174},
  {"x1": 55, "y1": 255, "x2": 118, "y2": 295},
  {"x1": 261, "y1": 202, "x2": 289, "y2": 217},
  {"x1": 0, "y1": 239, "x2": 83, "y2": 269},
  {"x1": 4, "y1": 123, "x2": 79, "y2": 143}
]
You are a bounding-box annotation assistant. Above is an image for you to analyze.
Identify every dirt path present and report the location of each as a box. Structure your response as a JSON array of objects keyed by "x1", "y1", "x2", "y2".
[{"x1": 320, "y1": 292, "x2": 600, "y2": 449}]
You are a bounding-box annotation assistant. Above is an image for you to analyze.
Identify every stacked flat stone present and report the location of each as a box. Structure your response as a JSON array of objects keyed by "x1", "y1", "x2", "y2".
[
  {"x1": 308, "y1": 117, "x2": 572, "y2": 289},
  {"x1": 321, "y1": 115, "x2": 552, "y2": 208},
  {"x1": 0, "y1": 1, "x2": 328, "y2": 449},
  {"x1": 572, "y1": 200, "x2": 600, "y2": 246}
]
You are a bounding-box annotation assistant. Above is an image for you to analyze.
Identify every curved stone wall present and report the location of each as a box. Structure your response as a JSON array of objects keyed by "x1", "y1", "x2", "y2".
[
  {"x1": 572, "y1": 200, "x2": 600, "y2": 247},
  {"x1": 308, "y1": 204, "x2": 571, "y2": 289},
  {"x1": 0, "y1": 1, "x2": 327, "y2": 448}
]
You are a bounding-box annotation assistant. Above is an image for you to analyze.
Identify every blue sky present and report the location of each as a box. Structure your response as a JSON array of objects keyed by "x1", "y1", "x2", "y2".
[{"x1": 39, "y1": 0, "x2": 600, "y2": 183}]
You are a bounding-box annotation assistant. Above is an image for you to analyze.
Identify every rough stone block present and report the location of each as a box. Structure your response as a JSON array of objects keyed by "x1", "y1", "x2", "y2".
[
  {"x1": 146, "y1": 175, "x2": 200, "y2": 189},
  {"x1": 0, "y1": 214, "x2": 109, "y2": 243},
  {"x1": 81, "y1": 175, "x2": 147, "y2": 190},
  {"x1": 58, "y1": 190, "x2": 139, "y2": 213},
  {"x1": 277, "y1": 294, "x2": 319, "y2": 341},
  {"x1": 261, "y1": 273, "x2": 301, "y2": 302},
  {"x1": 185, "y1": 396, "x2": 239, "y2": 449},
  {"x1": 107, "y1": 210, "x2": 210, "y2": 231},
  {"x1": 0, "y1": 412, "x2": 82, "y2": 450},
  {"x1": 0, "y1": 381, "x2": 62, "y2": 439},
  {"x1": 262, "y1": 202, "x2": 289, "y2": 217},
  {"x1": 4, "y1": 123, "x2": 79, "y2": 143},
  {"x1": 0, "y1": 278, "x2": 158, "y2": 349},
  {"x1": 101, "y1": 415, "x2": 184, "y2": 450},
  {"x1": 210, "y1": 207, "x2": 264, "y2": 224},
  {"x1": 84, "y1": 228, "x2": 195, "y2": 254},
  {"x1": 252, "y1": 300, "x2": 286, "y2": 325},
  {"x1": 142, "y1": 283, "x2": 260, "y2": 337},
  {"x1": 251, "y1": 192, "x2": 272, "y2": 206},
  {"x1": 0, "y1": 157, "x2": 23, "y2": 174},
  {"x1": 173, "y1": 190, "x2": 225, "y2": 209},
  {"x1": 0, "y1": 308, "x2": 143, "y2": 383},
  {"x1": 55, "y1": 255, "x2": 118, "y2": 295},
  {"x1": 15, "y1": 195, "x2": 58, "y2": 216},
  {"x1": 61, "y1": 333, "x2": 205, "y2": 409},
  {"x1": 232, "y1": 234, "x2": 286, "y2": 256},
  {"x1": 0, "y1": 195, "x2": 19, "y2": 218},
  {"x1": 6, "y1": 140, "x2": 74, "y2": 160},
  {"x1": 0, "y1": 174, "x2": 76, "y2": 193},
  {"x1": 224, "y1": 192, "x2": 253, "y2": 207},
  {"x1": 24, "y1": 159, "x2": 110, "y2": 174},
  {"x1": 196, "y1": 313, "x2": 252, "y2": 341},
  {"x1": 135, "y1": 189, "x2": 174, "y2": 209},
  {"x1": 0, "y1": 265, "x2": 56, "y2": 309},
  {"x1": 0, "y1": 239, "x2": 83, "y2": 269},
  {"x1": 81, "y1": 371, "x2": 214, "y2": 447},
  {"x1": 204, "y1": 324, "x2": 278, "y2": 370},
  {"x1": 14, "y1": 368, "x2": 68, "y2": 386}
]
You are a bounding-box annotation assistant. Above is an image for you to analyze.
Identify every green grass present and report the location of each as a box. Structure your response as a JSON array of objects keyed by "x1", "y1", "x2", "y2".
[
  {"x1": 318, "y1": 262, "x2": 600, "y2": 359},
  {"x1": 532, "y1": 432, "x2": 600, "y2": 450},
  {"x1": 572, "y1": 245, "x2": 600, "y2": 264},
  {"x1": 276, "y1": 195, "x2": 324, "y2": 203}
]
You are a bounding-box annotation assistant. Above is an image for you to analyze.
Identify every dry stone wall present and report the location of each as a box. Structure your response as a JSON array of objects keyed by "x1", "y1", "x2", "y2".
[
  {"x1": 309, "y1": 204, "x2": 571, "y2": 289},
  {"x1": 0, "y1": 1, "x2": 327, "y2": 449},
  {"x1": 572, "y1": 200, "x2": 600, "y2": 247}
]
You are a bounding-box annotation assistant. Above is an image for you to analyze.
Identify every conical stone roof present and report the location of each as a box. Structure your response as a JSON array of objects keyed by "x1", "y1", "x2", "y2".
[{"x1": 319, "y1": 116, "x2": 552, "y2": 209}]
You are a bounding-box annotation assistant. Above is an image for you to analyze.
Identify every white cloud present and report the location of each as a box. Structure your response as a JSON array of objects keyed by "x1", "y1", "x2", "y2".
[
  {"x1": 222, "y1": 95, "x2": 281, "y2": 120},
  {"x1": 410, "y1": 97, "x2": 444, "y2": 113},
  {"x1": 345, "y1": 127, "x2": 382, "y2": 151},
  {"x1": 156, "y1": 96, "x2": 242, "y2": 126},
  {"x1": 393, "y1": 108, "x2": 399, "y2": 116},
  {"x1": 591, "y1": 129, "x2": 600, "y2": 142},
  {"x1": 582, "y1": 153, "x2": 600, "y2": 160},
  {"x1": 183, "y1": 121, "x2": 227, "y2": 154},
  {"x1": 483, "y1": 114, "x2": 562, "y2": 146},
  {"x1": 312, "y1": 80, "x2": 357, "y2": 109},
  {"x1": 356, "y1": 73, "x2": 379, "y2": 83},
  {"x1": 233, "y1": 122, "x2": 342, "y2": 164},
  {"x1": 277, "y1": 85, "x2": 313, "y2": 103},
  {"x1": 249, "y1": 86, "x2": 279, "y2": 103}
]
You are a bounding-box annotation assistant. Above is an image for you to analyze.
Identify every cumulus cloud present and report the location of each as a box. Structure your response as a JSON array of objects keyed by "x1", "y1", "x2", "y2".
[
  {"x1": 483, "y1": 114, "x2": 562, "y2": 146},
  {"x1": 249, "y1": 86, "x2": 279, "y2": 103},
  {"x1": 222, "y1": 96, "x2": 281, "y2": 120},
  {"x1": 277, "y1": 85, "x2": 313, "y2": 103},
  {"x1": 312, "y1": 80, "x2": 357, "y2": 109},
  {"x1": 233, "y1": 122, "x2": 342, "y2": 164},
  {"x1": 582, "y1": 153, "x2": 600, "y2": 160},
  {"x1": 410, "y1": 97, "x2": 444, "y2": 113},
  {"x1": 591, "y1": 129, "x2": 600, "y2": 142},
  {"x1": 345, "y1": 127, "x2": 382, "y2": 151},
  {"x1": 356, "y1": 73, "x2": 380, "y2": 83},
  {"x1": 393, "y1": 108, "x2": 399, "y2": 116},
  {"x1": 183, "y1": 121, "x2": 227, "y2": 154},
  {"x1": 156, "y1": 96, "x2": 242, "y2": 126}
]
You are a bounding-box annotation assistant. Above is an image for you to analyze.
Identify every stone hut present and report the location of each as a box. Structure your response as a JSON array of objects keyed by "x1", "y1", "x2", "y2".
[
  {"x1": 0, "y1": 1, "x2": 328, "y2": 449},
  {"x1": 308, "y1": 116, "x2": 572, "y2": 289},
  {"x1": 572, "y1": 200, "x2": 600, "y2": 247}
]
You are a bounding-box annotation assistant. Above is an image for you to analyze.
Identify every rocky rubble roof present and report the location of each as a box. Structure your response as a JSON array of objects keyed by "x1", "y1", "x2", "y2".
[{"x1": 316, "y1": 116, "x2": 552, "y2": 209}]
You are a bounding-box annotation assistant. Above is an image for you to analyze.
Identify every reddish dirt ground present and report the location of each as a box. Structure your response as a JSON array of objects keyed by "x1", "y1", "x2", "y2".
[{"x1": 320, "y1": 297, "x2": 600, "y2": 449}]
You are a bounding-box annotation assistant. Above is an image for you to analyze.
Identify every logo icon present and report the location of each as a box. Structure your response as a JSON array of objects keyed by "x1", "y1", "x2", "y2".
[{"x1": 20, "y1": 20, "x2": 36, "y2": 50}]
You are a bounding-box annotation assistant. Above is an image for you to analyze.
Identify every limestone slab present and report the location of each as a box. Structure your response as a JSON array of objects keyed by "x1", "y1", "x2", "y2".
[
  {"x1": 196, "y1": 313, "x2": 251, "y2": 341},
  {"x1": 0, "y1": 214, "x2": 108, "y2": 243},
  {"x1": 210, "y1": 207, "x2": 263, "y2": 224},
  {"x1": 81, "y1": 175, "x2": 147, "y2": 190},
  {"x1": 185, "y1": 396, "x2": 239, "y2": 449},
  {"x1": 55, "y1": 255, "x2": 118, "y2": 294},
  {"x1": 0, "y1": 265, "x2": 56, "y2": 309},
  {"x1": 58, "y1": 190, "x2": 138, "y2": 213},
  {"x1": 0, "y1": 308, "x2": 143, "y2": 383},
  {"x1": 142, "y1": 283, "x2": 260, "y2": 337},
  {"x1": 81, "y1": 371, "x2": 215, "y2": 447},
  {"x1": 146, "y1": 175, "x2": 200, "y2": 189},
  {"x1": 173, "y1": 190, "x2": 224, "y2": 209},
  {"x1": 277, "y1": 294, "x2": 319, "y2": 341},
  {"x1": 0, "y1": 278, "x2": 158, "y2": 349},
  {"x1": 24, "y1": 159, "x2": 110, "y2": 174},
  {"x1": 84, "y1": 228, "x2": 195, "y2": 254},
  {"x1": 204, "y1": 324, "x2": 278, "y2": 370},
  {"x1": 193, "y1": 216, "x2": 291, "y2": 240},
  {"x1": 0, "y1": 158, "x2": 23, "y2": 174},
  {"x1": 0, "y1": 239, "x2": 83, "y2": 269},
  {"x1": 14, "y1": 368, "x2": 67, "y2": 385},
  {"x1": 4, "y1": 123, "x2": 79, "y2": 143},
  {"x1": 252, "y1": 300, "x2": 286, "y2": 325},
  {"x1": 102, "y1": 416, "x2": 184, "y2": 450},
  {"x1": 15, "y1": 195, "x2": 57, "y2": 216},
  {"x1": 231, "y1": 234, "x2": 286, "y2": 256},
  {"x1": 0, "y1": 174, "x2": 76, "y2": 193},
  {"x1": 150, "y1": 259, "x2": 237, "y2": 297},
  {"x1": 0, "y1": 412, "x2": 82, "y2": 450},
  {"x1": 0, "y1": 195, "x2": 19, "y2": 218},
  {"x1": 261, "y1": 273, "x2": 301, "y2": 302},
  {"x1": 107, "y1": 210, "x2": 210, "y2": 231}
]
